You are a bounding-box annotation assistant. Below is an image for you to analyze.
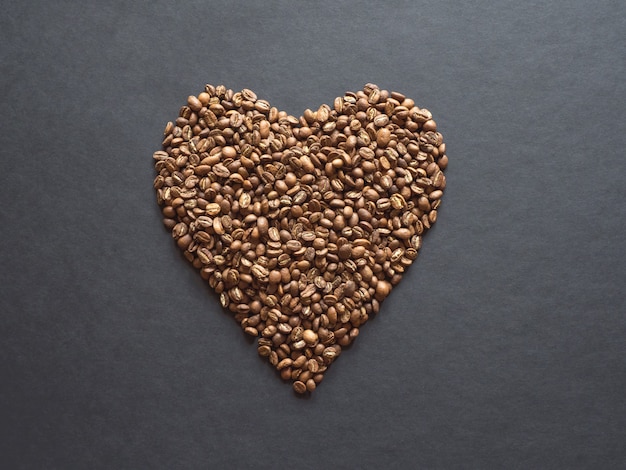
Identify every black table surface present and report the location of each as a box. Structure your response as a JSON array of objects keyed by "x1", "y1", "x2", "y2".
[{"x1": 1, "y1": 1, "x2": 625, "y2": 469}]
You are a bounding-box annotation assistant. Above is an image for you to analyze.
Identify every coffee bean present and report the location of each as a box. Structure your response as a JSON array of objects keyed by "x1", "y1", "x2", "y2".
[
  {"x1": 375, "y1": 281, "x2": 392, "y2": 301},
  {"x1": 155, "y1": 83, "x2": 447, "y2": 393},
  {"x1": 187, "y1": 95, "x2": 202, "y2": 112},
  {"x1": 256, "y1": 216, "x2": 269, "y2": 235},
  {"x1": 302, "y1": 329, "x2": 318, "y2": 345},
  {"x1": 293, "y1": 380, "x2": 307, "y2": 394}
]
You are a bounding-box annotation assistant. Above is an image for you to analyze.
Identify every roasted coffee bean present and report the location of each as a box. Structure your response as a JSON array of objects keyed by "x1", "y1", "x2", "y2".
[
  {"x1": 155, "y1": 83, "x2": 447, "y2": 394},
  {"x1": 293, "y1": 380, "x2": 307, "y2": 394}
]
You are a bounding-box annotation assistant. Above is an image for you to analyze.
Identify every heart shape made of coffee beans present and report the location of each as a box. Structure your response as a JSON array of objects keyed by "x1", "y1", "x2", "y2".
[{"x1": 153, "y1": 83, "x2": 447, "y2": 394}]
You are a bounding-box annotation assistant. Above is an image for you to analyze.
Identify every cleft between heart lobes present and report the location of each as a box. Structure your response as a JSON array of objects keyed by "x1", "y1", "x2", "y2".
[{"x1": 153, "y1": 83, "x2": 448, "y2": 394}]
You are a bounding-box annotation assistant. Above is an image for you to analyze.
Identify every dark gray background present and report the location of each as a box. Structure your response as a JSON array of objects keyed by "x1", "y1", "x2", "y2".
[{"x1": 1, "y1": 1, "x2": 624, "y2": 468}]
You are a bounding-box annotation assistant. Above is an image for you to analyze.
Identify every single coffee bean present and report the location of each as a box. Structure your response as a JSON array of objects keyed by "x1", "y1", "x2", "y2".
[
  {"x1": 256, "y1": 216, "x2": 269, "y2": 235},
  {"x1": 293, "y1": 380, "x2": 307, "y2": 394},
  {"x1": 187, "y1": 95, "x2": 202, "y2": 112},
  {"x1": 302, "y1": 329, "x2": 318, "y2": 345},
  {"x1": 375, "y1": 281, "x2": 392, "y2": 301}
]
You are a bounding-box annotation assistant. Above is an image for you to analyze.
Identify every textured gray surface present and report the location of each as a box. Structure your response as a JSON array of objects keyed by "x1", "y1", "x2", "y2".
[{"x1": 1, "y1": 1, "x2": 625, "y2": 468}]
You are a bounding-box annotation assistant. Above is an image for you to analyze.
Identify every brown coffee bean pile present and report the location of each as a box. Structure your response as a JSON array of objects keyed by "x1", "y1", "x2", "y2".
[{"x1": 153, "y1": 83, "x2": 447, "y2": 393}]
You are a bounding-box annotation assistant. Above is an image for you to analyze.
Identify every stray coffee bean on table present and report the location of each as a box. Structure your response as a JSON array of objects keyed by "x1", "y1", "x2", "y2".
[{"x1": 153, "y1": 84, "x2": 447, "y2": 393}]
